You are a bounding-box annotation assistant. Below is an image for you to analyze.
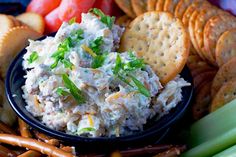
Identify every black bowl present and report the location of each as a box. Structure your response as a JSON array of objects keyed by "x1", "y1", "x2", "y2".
[{"x1": 5, "y1": 34, "x2": 193, "y2": 152}]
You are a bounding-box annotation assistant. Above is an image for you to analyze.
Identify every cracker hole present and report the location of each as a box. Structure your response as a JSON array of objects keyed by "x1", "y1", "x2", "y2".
[{"x1": 160, "y1": 52, "x2": 164, "y2": 56}]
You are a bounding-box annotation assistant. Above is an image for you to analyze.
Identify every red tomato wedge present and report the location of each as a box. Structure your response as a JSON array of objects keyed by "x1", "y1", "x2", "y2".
[
  {"x1": 45, "y1": 8, "x2": 62, "y2": 34},
  {"x1": 26, "y1": 0, "x2": 61, "y2": 17},
  {"x1": 58, "y1": 0, "x2": 96, "y2": 23},
  {"x1": 93, "y1": 0, "x2": 114, "y2": 15}
]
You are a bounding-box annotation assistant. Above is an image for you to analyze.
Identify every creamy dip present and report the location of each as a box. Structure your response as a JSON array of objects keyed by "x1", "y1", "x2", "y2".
[{"x1": 22, "y1": 10, "x2": 190, "y2": 137}]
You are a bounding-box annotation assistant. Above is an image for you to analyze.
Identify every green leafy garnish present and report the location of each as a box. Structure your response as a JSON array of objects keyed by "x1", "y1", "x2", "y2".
[
  {"x1": 50, "y1": 37, "x2": 74, "y2": 69},
  {"x1": 62, "y1": 59, "x2": 73, "y2": 70},
  {"x1": 56, "y1": 87, "x2": 70, "y2": 96},
  {"x1": 27, "y1": 51, "x2": 38, "y2": 64},
  {"x1": 71, "y1": 29, "x2": 84, "y2": 41},
  {"x1": 130, "y1": 75, "x2": 151, "y2": 97},
  {"x1": 112, "y1": 54, "x2": 150, "y2": 97},
  {"x1": 62, "y1": 74, "x2": 85, "y2": 104},
  {"x1": 90, "y1": 8, "x2": 115, "y2": 29},
  {"x1": 89, "y1": 36, "x2": 104, "y2": 55},
  {"x1": 77, "y1": 127, "x2": 96, "y2": 134},
  {"x1": 68, "y1": 17, "x2": 76, "y2": 25},
  {"x1": 91, "y1": 53, "x2": 107, "y2": 69}
]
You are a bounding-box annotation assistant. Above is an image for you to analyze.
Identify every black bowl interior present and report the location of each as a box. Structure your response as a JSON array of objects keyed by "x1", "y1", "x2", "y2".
[{"x1": 5, "y1": 34, "x2": 193, "y2": 149}]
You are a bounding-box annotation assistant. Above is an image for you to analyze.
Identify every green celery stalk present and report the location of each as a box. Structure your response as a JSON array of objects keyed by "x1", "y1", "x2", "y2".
[
  {"x1": 181, "y1": 127, "x2": 236, "y2": 157},
  {"x1": 189, "y1": 99, "x2": 236, "y2": 147},
  {"x1": 213, "y1": 145, "x2": 236, "y2": 157},
  {"x1": 181, "y1": 99, "x2": 236, "y2": 157}
]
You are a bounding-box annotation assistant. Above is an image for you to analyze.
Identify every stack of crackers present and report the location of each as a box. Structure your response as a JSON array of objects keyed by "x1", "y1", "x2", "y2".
[
  {"x1": 115, "y1": 0, "x2": 236, "y2": 120},
  {"x1": 0, "y1": 13, "x2": 44, "y2": 79}
]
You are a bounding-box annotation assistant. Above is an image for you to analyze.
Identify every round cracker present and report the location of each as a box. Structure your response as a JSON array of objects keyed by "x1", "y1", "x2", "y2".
[
  {"x1": 203, "y1": 14, "x2": 236, "y2": 66},
  {"x1": 115, "y1": 15, "x2": 132, "y2": 27},
  {"x1": 215, "y1": 29, "x2": 236, "y2": 66},
  {"x1": 211, "y1": 57, "x2": 236, "y2": 98},
  {"x1": 194, "y1": 6, "x2": 224, "y2": 64},
  {"x1": 174, "y1": 0, "x2": 193, "y2": 19},
  {"x1": 0, "y1": 26, "x2": 42, "y2": 78},
  {"x1": 156, "y1": 0, "x2": 165, "y2": 11},
  {"x1": 191, "y1": 65, "x2": 215, "y2": 78},
  {"x1": 187, "y1": 55, "x2": 202, "y2": 65},
  {"x1": 189, "y1": 10, "x2": 203, "y2": 59},
  {"x1": 193, "y1": 70, "x2": 216, "y2": 89},
  {"x1": 192, "y1": 81, "x2": 212, "y2": 120},
  {"x1": 147, "y1": 0, "x2": 157, "y2": 11},
  {"x1": 114, "y1": 0, "x2": 136, "y2": 18},
  {"x1": 131, "y1": 0, "x2": 148, "y2": 16},
  {"x1": 0, "y1": 14, "x2": 15, "y2": 38},
  {"x1": 16, "y1": 12, "x2": 45, "y2": 34},
  {"x1": 210, "y1": 79, "x2": 236, "y2": 112},
  {"x1": 163, "y1": 0, "x2": 180, "y2": 14},
  {"x1": 120, "y1": 11, "x2": 190, "y2": 84}
]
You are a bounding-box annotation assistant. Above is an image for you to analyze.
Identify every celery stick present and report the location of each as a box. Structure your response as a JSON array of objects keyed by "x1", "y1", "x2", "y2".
[
  {"x1": 213, "y1": 145, "x2": 236, "y2": 157},
  {"x1": 189, "y1": 99, "x2": 236, "y2": 147},
  {"x1": 181, "y1": 127, "x2": 236, "y2": 157}
]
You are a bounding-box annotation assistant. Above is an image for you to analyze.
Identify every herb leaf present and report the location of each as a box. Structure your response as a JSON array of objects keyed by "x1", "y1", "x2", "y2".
[
  {"x1": 78, "y1": 127, "x2": 96, "y2": 134},
  {"x1": 89, "y1": 37, "x2": 104, "y2": 55},
  {"x1": 62, "y1": 59, "x2": 74, "y2": 69},
  {"x1": 62, "y1": 74, "x2": 86, "y2": 104},
  {"x1": 27, "y1": 51, "x2": 38, "y2": 64},
  {"x1": 90, "y1": 8, "x2": 115, "y2": 29},
  {"x1": 112, "y1": 54, "x2": 123, "y2": 75},
  {"x1": 91, "y1": 53, "x2": 107, "y2": 69},
  {"x1": 71, "y1": 29, "x2": 84, "y2": 41},
  {"x1": 130, "y1": 75, "x2": 151, "y2": 97},
  {"x1": 68, "y1": 17, "x2": 76, "y2": 25},
  {"x1": 56, "y1": 87, "x2": 70, "y2": 96},
  {"x1": 50, "y1": 37, "x2": 73, "y2": 69}
]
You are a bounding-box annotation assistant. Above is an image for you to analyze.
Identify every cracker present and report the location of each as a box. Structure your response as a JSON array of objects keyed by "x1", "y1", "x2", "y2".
[
  {"x1": 203, "y1": 14, "x2": 236, "y2": 66},
  {"x1": 114, "y1": 0, "x2": 136, "y2": 18},
  {"x1": 0, "y1": 26, "x2": 41, "y2": 78},
  {"x1": 155, "y1": 0, "x2": 165, "y2": 11},
  {"x1": 215, "y1": 29, "x2": 236, "y2": 66},
  {"x1": 210, "y1": 79, "x2": 236, "y2": 112},
  {"x1": 191, "y1": 65, "x2": 215, "y2": 78},
  {"x1": 192, "y1": 81, "x2": 212, "y2": 120},
  {"x1": 120, "y1": 11, "x2": 190, "y2": 84},
  {"x1": 187, "y1": 55, "x2": 202, "y2": 65},
  {"x1": 211, "y1": 57, "x2": 236, "y2": 97},
  {"x1": 194, "y1": 6, "x2": 224, "y2": 64},
  {"x1": 115, "y1": 15, "x2": 132, "y2": 27},
  {"x1": 193, "y1": 70, "x2": 216, "y2": 89},
  {"x1": 174, "y1": 0, "x2": 193, "y2": 19},
  {"x1": 131, "y1": 0, "x2": 148, "y2": 16},
  {"x1": 0, "y1": 14, "x2": 15, "y2": 38},
  {"x1": 16, "y1": 12, "x2": 45, "y2": 34},
  {"x1": 163, "y1": 0, "x2": 180, "y2": 14},
  {"x1": 147, "y1": 0, "x2": 157, "y2": 11},
  {"x1": 189, "y1": 10, "x2": 203, "y2": 59}
]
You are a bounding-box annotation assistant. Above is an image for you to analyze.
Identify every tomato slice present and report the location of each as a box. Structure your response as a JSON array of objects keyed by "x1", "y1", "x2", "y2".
[
  {"x1": 93, "y1": 0, "x2": 123, "y2": 17},
  {"x1": 45, "y1": 8, "x2": 63, "y2": 34},
  {"x1": 58, "y1": 0, "x2": 96, "y2": 23},
  {"x1": 26, "y1": 0, "x2": 61, "y2": 17}
]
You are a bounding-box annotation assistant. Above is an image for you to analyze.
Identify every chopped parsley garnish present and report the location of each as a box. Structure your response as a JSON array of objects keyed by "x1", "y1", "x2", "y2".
[
  {"x1": 71, "y1": 29, "x2": 84, "y2": 41},
  {"x1": 77, "y1": 127, "x2": 96, "y2": 134},
  {"x1": 90, "y1": 8, "x2": 115, "y2": 29},
  {"x1": 89, "y1": 36, "x2": 104, "y2": 55},
  {"x1": 112, "y1": 54, "x2": 150, "y2": 97},
  {"x1": 50, "y1": 37, "x2": 74, "y2": 69},
  {"x1": 62, "y1": 74, "x2": 86, "y2": 104},
  {"x1": 27, "y1": 51, "x2": 38, "y2": 64},
  {"x1": 68, "y1": 17, "x2": 76, "y2": 25}
]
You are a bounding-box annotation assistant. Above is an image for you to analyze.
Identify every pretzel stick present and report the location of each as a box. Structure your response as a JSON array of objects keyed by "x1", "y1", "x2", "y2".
[
  {"x1": 0, "y1": 121, "x2": 16, "y2": 134},
  {"x1": 33, "y1": 131, "x2": 60, "y2": 146},
  {"x1": 153, "y1": 145, "x2": 186, "y2": 157},
  {"x1": 0, "y1": 134, "x2": 75, "y2": 157},
  {"x1": 17, "y1": 150, "x2": 41, "y2": 157},
  {"x1": 89, "y1": 145, "x2": 174, "y2": 157},
  {"x1": 18, "y1": 118, "x2": 32, "y2": 138},
  {"x1": 0, "y1": 145, "x2": 17, "y2": 157}
]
